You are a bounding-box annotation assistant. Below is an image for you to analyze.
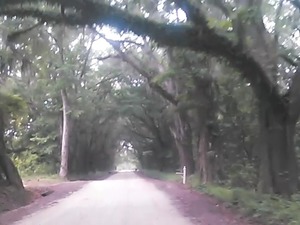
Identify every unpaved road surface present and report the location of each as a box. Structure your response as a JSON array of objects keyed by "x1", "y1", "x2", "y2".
[{"x1": 13, "y1": 172, "x2": 192, "y2": 225}]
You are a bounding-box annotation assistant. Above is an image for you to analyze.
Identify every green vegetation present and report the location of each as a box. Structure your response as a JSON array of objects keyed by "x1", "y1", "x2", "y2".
[
  {"x1": 1, "y1": 1, "x2": 300, "y2": 223},
  {"x1": 201, "y1": 186, "x2": 300, "y2": 225},
  {"x1": 12, "y1": 152, "x2": 55, "y2": 176},
  {"x1": 141, "y1": 170, "x2": 182, "y2": 182},
  {"x1": 142, "y1": 170, "x2": 300, "y2": 225}
]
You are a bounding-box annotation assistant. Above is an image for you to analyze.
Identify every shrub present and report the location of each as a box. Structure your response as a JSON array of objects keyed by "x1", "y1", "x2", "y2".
[{"x1": 12, "y1": 152, "x2": 54, "y2": 176}]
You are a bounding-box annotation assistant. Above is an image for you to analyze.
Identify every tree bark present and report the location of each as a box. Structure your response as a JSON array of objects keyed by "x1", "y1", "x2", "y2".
[
  {"x1": 191, "y1": 60, "x2": 215, "y2": 184},
  {"x1": 0, "y1": 110, "x2": 23, "y2": 189},
  {"x1": 198, "y1": 126, "x2": 213, "y2": 184},
  {"x1": 0, "y1": 154, "x2": 24, "y2": 188},
  {"x1": 257, "y1": 104, "x2": 298, "y2": 195},
  {"x1": 59, "y1": 89, "x2": 70, "y2": 178},
  {"x1": 170, "y1": 112, "x2": 195, "y2": 175}
]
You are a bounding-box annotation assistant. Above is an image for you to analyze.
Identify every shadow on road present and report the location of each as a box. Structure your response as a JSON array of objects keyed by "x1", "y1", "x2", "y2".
[
  {"x1": 106, "y1": 171, "x2": 141, "y2": 180},
  {"x1": 68, "y1": 171, "x2": 117, "y2": 181}
]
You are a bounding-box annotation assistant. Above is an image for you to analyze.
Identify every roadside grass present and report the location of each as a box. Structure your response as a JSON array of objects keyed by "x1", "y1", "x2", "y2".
[
  {"x1": 141, "y1": 170, "x2": 300, "y2": 225},
  {"x1": 22, "y1": 171, "x2": 111, "y2": 186},
  {"x1": 141, "y1": 169, "x2": 182, "y2": 182},
  {"x1": 199, "y1": 185, "x2": 300, "y2": 225}
]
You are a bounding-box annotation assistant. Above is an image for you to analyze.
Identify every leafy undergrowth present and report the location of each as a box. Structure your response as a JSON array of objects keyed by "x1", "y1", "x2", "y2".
[
  {"x1": 141, "y1": 170, "x2": 300, "y2": 225},
  {"x1": 12, "y1": 152, "x2": 56, "y2": 177}
]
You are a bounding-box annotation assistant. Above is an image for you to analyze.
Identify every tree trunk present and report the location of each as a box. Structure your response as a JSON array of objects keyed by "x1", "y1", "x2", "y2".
[
  {"x1": 191, "y1": 67, "x2": 215, "y2": 184},
  {"x1": 170, "y1": 112, "x2": 195, "y2": 175},
  {"x1": 0, "y1": 154, "x2": 24, "y2": 188},
  {"x1": 258, "y1": 105, "x2": 298, "y2": 195},
  {"x1": 198, "y1": 126, "x2": 213, "y2": 184},
  {"x1": 59, "y1": 89, "x2": 71, "y2": 178},
  {"x1": 0, "y1": 110, "x2": 23, "y2": 189}
]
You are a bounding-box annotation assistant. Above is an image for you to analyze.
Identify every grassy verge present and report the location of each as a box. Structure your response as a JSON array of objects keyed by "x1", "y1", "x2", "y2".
[
  {"x1": 199, "y1": 185, "x2": 300, "y2": 225},
  {"x1": 141, "y1": 170, "x2": 300, "y2": 225},
  {"x1": 22, "y1": 171, "x2": 112, "y2": 186},
  {"x1": 141, "y1": 169, "x2": 182, "y2": 182}
]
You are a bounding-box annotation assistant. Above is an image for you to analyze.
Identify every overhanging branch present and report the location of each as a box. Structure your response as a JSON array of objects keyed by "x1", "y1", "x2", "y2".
[
  {"x1": 95, "y1": 32, "x2": 178, "y2": 105},
  {"x1": 290, "y1": 0, "x2": 300, "y2": 10},
  {"x1": 280, "y1": 54, "x2": 299, "y2": 67},
  {"x1": 0, "y1": 0, "x2": 287, "y2": 111},
  {"x1": 7, "y1": 22, "x2": 42, "y2": 43},
  {"x1": 95, "y1": 55, "x2": 120, "y2": 61}
]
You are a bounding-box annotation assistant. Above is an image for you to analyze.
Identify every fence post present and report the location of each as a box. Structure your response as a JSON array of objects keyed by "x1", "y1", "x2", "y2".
[{"x1": 183, "y1": 166, "x2": 186, "y2": 184}]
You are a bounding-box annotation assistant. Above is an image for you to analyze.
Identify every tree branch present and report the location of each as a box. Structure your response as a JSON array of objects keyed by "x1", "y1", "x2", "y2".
[
  {"x1": 280, "y1": 53, "x2": 299, "y2": 67},
  {"x1": 96, "y1": 32, "x2": 178, "y2": 105},
  {"x1": 274, "y1": 0, "x2": 284, "y2": 45},
  {"x1": 7, "y1": 22, "x2": 42, "y2": 43},
  {"x1": 290, "y1": 0, "x2": 300, "y2": 11},
  {"x1": 94, "y1": 55, "x2": 120, "y2": 61},
  {"x1": 0, "y1": 0, "x2": 287, "y2": 111},
  {"x1": 288, "y1": 68, "x2": 300, "y2": 122},
  {"x1": 80, "y1": 34, "x2": 96, "y2": 78}
]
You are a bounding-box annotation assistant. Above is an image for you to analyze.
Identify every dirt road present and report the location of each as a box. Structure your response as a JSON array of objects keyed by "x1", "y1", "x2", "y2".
[{"x1": 13, "y1": 172, "x2": 192, "y2": 225}]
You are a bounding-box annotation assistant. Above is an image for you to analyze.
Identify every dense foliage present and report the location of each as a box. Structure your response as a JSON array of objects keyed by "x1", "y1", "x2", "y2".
[{"x1": 0, "y1": 0, "x2": 300, "y2": 205}]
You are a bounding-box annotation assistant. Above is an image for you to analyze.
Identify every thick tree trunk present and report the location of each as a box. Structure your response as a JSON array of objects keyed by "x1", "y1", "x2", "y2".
[
  {"x1": 59, "y1": 89, "x2": 71, "y2": 178},
  {"x1": 258, "y1": 106, "x2": 298, "y2": 195},
  {"x1": 191, "y1": 68, "x2": 215, "y2": 184},
  {"x1": 0, "y1": 154, "x2": 24, "y2": 188},
  {"x1": 170, "y1": 112, "x2": 195, "y2": 175},
  {"x1": 0, "y1": 110, "x2": 23, "y2": 189}
]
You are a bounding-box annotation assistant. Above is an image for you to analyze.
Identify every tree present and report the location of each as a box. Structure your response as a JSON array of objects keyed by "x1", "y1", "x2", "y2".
[
  {"x1": 1, "y1": 0, "x2": 300, "y2": 195},
  {"x1": 0, "y1": 92, "x2": 25, "y2": 189},
  {"x1": 116, "y1": 84, "x2": 179, "y2": 171},
  {"x1": 2, "y1": 23, "x2": 122, "y2": 176}
]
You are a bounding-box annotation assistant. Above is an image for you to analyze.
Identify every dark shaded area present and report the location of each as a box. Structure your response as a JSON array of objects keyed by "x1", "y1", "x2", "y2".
[{"x1": 68, "y1": 171, "x2": 117, "y2": 181}]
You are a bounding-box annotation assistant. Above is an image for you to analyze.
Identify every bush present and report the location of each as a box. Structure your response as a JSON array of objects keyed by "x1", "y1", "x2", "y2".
[
  {"x1": 12, "y1": 152, "x2": 55, "y2": 176},
  {"x1": 227, "y1": 163, "x2": 257, "y2": 188},
  {"x1": 187, "y1": 174, "x2": 201, "y2": 188}
]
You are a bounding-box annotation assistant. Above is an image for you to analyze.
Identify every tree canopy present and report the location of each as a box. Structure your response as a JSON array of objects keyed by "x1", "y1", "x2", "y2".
[{"x1": 1, "y1": 0, "x2": 300, "y2": 203}]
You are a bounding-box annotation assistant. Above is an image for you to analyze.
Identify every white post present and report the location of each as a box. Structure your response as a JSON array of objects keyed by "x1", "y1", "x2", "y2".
[{"x1": 183, "y1": 166, "x2": 186, "y2": 184}]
